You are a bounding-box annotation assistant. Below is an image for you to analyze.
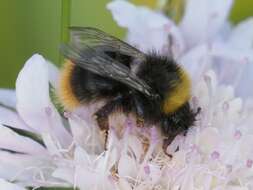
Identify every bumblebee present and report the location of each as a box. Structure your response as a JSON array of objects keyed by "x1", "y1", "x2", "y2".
[{"x1": 59, "y1": 27, "x2": 199, "y2": 151}]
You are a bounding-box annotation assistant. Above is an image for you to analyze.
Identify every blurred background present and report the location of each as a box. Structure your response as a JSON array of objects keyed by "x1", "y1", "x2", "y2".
[{"x1": 0, "y1": 0, "x2": 252, "y2": 88}]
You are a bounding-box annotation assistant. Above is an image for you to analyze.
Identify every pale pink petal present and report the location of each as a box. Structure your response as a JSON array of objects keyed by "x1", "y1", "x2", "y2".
[
  {"x1": 16, "y1": 54, "x2": 72, "y2": 147},
  {"x1": 118, "y1": 154, "x2": 137, "y2": 178},
  {"x1": 238, "y1": 135, "x2": 253, "y2": 160},
  {"x1": 107, "y1": 0, "x2": 185, "y2": 55},
  {"x1": 69, "y1": 116, "x2": 92, "y2": 148},
  {"x1": 180, "y1": 0, "x2": 233, "y2": 47},
  {"x1": 41, "y1": 133, "x2": 62, "y2": 156},
  {"x1": 179, "y1": 44, "x2": 211, "y2": 82},
  {"x1": 224, "y1": 186, "x2": 248, "y2": 190},
  {"x1": 52, "y1": 168, "x2": 75, "y2": 185},
  {"x1": 74, "y1": 147, "x2": 97, "y2": 189},
  {"x1": 127, "y1": 136, "x2": 143, "y2": 161},
  {"x1": 228, "y1": 17, "x2": 253, "y2": 49},
  {"x1": 0, "y1": 179, "x2": 26, "y2": 190},
  {"x1": 107, "y1": 0, "x2": 168, "y2": 30},
  {"x1": 0, "y1": 125, "x2": 47, "y2": 155},
  {"x1": 0, "y1": 89, "x2": 16, "y2": 108},
  {"x1": 211, "y1": 42, "x2": 253, "y2": 62},
  {"x1": 0, "y1": 107, "x2": 32, "y2": 131},
  {"x1": 117, "y1": 179, "x2": 132, "y2": 190},
  {"x1": 215, "y1": 21, "x2": 232, "y2": 41},
  {"x1": 0, "y1": 151, "x2": 48, "y2": 182},
  {"x1": 198, "y1": 127, "x2": 221, "y2": 154},
  {"x1": 210, "y1": 42, "x2": 253, "y2": 97}
]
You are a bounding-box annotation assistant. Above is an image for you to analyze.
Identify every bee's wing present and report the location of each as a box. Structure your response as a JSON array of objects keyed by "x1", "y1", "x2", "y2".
[
  {"x1": 69, "y1": 27, "x2": 145, "y2": 63},
  {"x1": 61, "y1": 28, "x2": 156, "y2": 97}
]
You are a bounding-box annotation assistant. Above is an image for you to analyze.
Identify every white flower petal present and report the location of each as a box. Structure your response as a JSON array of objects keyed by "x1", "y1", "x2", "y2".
[
  {"x1": 16, "y1": 54, "x2": 72, "y2": 146},
  {"x1": 69, "y1": 116, "x2": 94, "y2": 150},
  {"x1": 228, "y1": 17, "x2": 253, "y2": 49},
  {"x1": 0, "y1": 125, "x2": 47, "y2": 155},
  {"x1": 211, "y1": 42, "x2": 253, "y2": 62},
  {"x1": 127, "y1": 135, "x2": 143, "y2": 161},
  {"x1": 238, "y1": 135, "x2": 253, "y2": 159},
  {"x1": 52, "y1": 168, "x2": 75, "y2": 185},
  {"x1": 180, "y1": 44, "x2": 211, "y2": 82},
  {"x1": 0, "y1": 179, "x2": 26, "y2": 190},
  {"x1": 108, "y1": 0, "x2": 185, "y2": 54},
  {"x1": 0, "y1": 151, "x2": 49, "y2": 183},
  {"x1": 117, "y1": 179, "x2": 132, "y2": 190},
  {"x1": 0, "y1": 89, "x2": 16, "y2": 108},
  {"x1": 180, "y1": 0, "x2": 233, "y2": 47},
  {"x1": 74, "y1": 147, "x2": 100, "y2": 189},
  {"x1": 197, "y1": 127, "x2": 221, "y2": 154},
  {"x1": 0, "y1": 107, "x2": 31, "y2": 131},
  {"x1": 210, "y1": 43, "x2": 253, "y2": 97},
  {"x1": 118, "y1": 154, "x2": 137, "y2": 178},
  {"x1": 224, "y1": 186, "x2": 248, "y2": 190},
  {"x1": 107, "y1": 0, "x2": 168, "y2": 30},
  {"x1": 41, "y1": 133, "x2": 62, "y2": 156}
]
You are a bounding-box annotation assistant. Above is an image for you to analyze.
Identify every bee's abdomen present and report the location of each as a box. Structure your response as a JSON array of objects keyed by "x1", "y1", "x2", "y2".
[
  {"x1": 136, "y1": 54, "x2": 191, "y2": 115},
  {"x1": 59, "y1": 60, "x2": 81, "y2": 110},
  {"x1": 59, "y1": 60, "x2": 125, "y2": 110},
  {"x1": 162, "y1": 67, "x2": 191, "y2": 114}
]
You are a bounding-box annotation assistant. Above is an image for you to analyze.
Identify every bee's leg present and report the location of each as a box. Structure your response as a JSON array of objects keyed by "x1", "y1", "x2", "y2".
[
  {"x1": 162, "y1": 136, "x2": 175, "y2": 158},
  {"x1": 95, "y1": 114, "x2": 109, "y2": 150},
  {"x1": 133, "y1": 96, "x2": 145, "y2": 128},
  {"x1": 94, "y1": 95, "x2": 123, "y2": 150}
]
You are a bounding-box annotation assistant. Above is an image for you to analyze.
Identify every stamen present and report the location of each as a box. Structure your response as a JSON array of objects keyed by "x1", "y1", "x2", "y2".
[
  {"x1": 234, "y1": 130, "x2": 242, "y2": 140},
  {"x1": 45, "y1": 106, "x2": 52, "y2": 116},
  {"x1": 144, "y1": 165, "x2": 150, "y2": 175},
  {"x1": 246, "y1": 159, "x2": 253, "y2": 168},
  {"x1": 211, "y1": 151, "x2": 220, "y2": 160}
]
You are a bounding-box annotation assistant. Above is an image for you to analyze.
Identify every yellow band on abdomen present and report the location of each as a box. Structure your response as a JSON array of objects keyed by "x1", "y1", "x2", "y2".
[
  {"x1": 162, "y1": 68, "x2": 191, "y2": 114},
  {"x1": 58, "y1": 60, "x2": 81, "y2": 110}
]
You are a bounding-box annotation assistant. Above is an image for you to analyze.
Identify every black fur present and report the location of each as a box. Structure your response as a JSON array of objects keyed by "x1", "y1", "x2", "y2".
[{"x1": 70, "y1": 52, "x2": 197, "y2": 139}]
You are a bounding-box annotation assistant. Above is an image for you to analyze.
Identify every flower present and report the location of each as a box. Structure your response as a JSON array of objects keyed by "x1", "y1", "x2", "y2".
[{"x1": 1, "y1": 0, "x2": 253, "y2": 189}]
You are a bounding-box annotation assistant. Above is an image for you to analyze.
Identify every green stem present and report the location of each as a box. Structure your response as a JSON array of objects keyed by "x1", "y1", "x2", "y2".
[{"x1": 59, "y1": 0, "x2": 71, "y2": 63}]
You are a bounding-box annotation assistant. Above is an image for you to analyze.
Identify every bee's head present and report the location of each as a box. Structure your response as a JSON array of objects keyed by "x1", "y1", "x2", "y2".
[
  {"x1": 136, "y1": 54, "x2": 191, "y2": 115},
  {"x1": 162, "y1": 103, "x2": 199, "y2": 137}
]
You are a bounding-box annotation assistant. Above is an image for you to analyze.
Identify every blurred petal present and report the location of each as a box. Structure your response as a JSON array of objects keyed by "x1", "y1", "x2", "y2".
[
  {"x1": 108, "y1": 0, "x2": 185, "y2": 55},
  {"x1": 74, "y1": 147, "x2": 97, "y2": 189},
  {"x1": 69, "y1": 116, "x2": 91, "y2": 148},
  {"x1": 41, "y1": 133, "x2": 62, "y2": 156},
  {"x1": 211, "y1": 42, "x2": 253, "y2": 62},
  {"x1": 228, "y1": 17, "x2": 253, "y2": 49},
  {"x1": 0, "y1": 179, "x2": 26, "y2": 190},
  {"x1": 107, "y1": 0, "x2": 168, "y2": 29},
  {"x1": 0, "y1": 124, "x2": 47, "y2": 155},
  {"x1": 179, "y1": 44, "x2": 211, "y2": 82},
  {"x1": 0, "y1": 107, "x2": 31, "y2": 131},
  {"x1": 47, "y1": 60, "x2": 60, "y2": 89},
  {"x1": 180, "y1": 0, "x2": 233, "y2": 47},
  {"x1": 0, "y1": 151, "x2": 48, "y2": 182},
  {"x1": 16, "y1": 54, "x2": 72, "y2": 146},
  {"x1": 0, "y1": 89, "x2": 16, "y2": 108},
  {"x1": 118, "y1": 154, "x2": 137, "y2": 178},
  {"x1": 52, "y1": 168, "x2": 74, "y2": 185},
  {"x1": 210, "y1": 42, "x2": 253, "y2": 97},
  {"x1": 198, "y1": 127, "x2": 221, "y2": 154}
]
